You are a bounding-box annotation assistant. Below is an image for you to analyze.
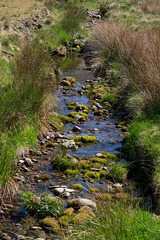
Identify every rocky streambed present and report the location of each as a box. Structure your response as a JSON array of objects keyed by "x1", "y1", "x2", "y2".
[{"x1": 0, "y1": 35, "x2": 136, "y2": 240}]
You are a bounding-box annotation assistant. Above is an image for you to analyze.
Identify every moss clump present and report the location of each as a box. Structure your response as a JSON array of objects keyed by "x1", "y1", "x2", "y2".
[
  {"x1": 59, "y1": 115, "x2": 77, "y2": 123},
  {"x1": 39, "y1": 217, "x2": 60, "y2": 233},
  {"x1": 73, "y1": 213, "x2": 89, "y2": 224},
  {"x1": 78, "y1": 206, "x2": 95, "y2": 217},
  {"x1": 91, "y1": 162, "x2": 101, "y2": 169},
  {"x1": 68, "y1": 105, "x2": 75, "y2": 110},
  {"x1": 75, "y1": 104, "x2": 89, "y2": 111},
  {"x1": 88, "y1": 187, "x2": 99, "y2": 192},
  {"x1": 65, "y1": 169, "x2": 79, "y2": 175},
  {"x1": 91, "y1": 158, "x2": 107, "y2": 164},
  {"x1": 79, "y1": 160, "x2": 91, "y2": 169},
  {"x1": 52, "y1": 157, "x2": 71, "y2": 171},
  {"x1": 70, "y1": 136, "x2": 96, "y2": 143},
  {"x1": 101, "y1": 194, "x2": 112, "y2": 201},
  {"x1": 37, "y1": 174, "x2": 50, "y2": 180},
  {"x1": 67, "y1": 112, "x2": 88, "y2": 118},
  {"x1": 59, "y1": 215, "x2": 70, "y2": 226},
  {"x1": 99, "y1": 152, "x2": 118, "y2": 161},
  {"x1": 63, "y1": 207, "x2": 74, "y2": 217},
  {"x1": 83, "y1": 85, "x2": 91, "y2": 89},
  {"x1": 85, "y1": 171, "x2": 100, "y2": 178},
  {"x1": 110, "y1": 164, "x2": 128, "y2": 182},
  {"x1": 70, "y1": 184, "x2": 83, "y2": 190},
  {"x1": 99, "y1": 170, "x2": 108, "y2": 177}
]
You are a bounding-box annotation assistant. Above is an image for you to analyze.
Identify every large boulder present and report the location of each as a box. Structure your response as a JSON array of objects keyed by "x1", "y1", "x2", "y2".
[{"x1": 67, "y1": 198, "x2": 97, "y2": 210}]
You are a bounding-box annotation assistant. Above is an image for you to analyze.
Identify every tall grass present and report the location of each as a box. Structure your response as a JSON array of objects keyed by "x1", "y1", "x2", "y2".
[
  {"x1": 127, "y1": 0, "x2": 160, "y2": 14},
  {"x1": 93, "y1": 21, "x2": 160, "y2": 115},
  {"x1": 0, "y1": 40, "x2": 54, "y2": 187},
  {"x1": 65, "y1": 198, "x2": 160, "y2": 240}
]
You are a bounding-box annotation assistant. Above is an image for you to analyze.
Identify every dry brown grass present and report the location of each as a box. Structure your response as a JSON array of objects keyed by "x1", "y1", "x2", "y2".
[
  {"x1": 127, "y1": 0, "x2": 160, "y2": 14},
  {"x1": 93, "y1": 21, "x2": 160, "y2": 113},
  {"x1": 0, "y1": 0, "x2": 44, "y2": 21},
  {"x1": 141, "y1": 0, "x2": 160, "y2": 14}
]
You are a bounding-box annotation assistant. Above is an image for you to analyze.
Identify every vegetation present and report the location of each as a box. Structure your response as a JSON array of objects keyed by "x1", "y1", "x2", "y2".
[
  {"x1": 52, "y1": 156, "x2": 71, "y2": 171},
  {"x1": 65, "y1": 199, "x2": 160, "y2": 240},
  {"x1": 21, "y1": 191, "x2": 61, "y2": 218}
]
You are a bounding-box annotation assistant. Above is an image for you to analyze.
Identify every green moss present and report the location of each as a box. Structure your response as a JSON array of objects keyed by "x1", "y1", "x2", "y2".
[
  {"x1": 91, "y1": 158, "x2": 108, "y2": 164},
  {"x1": 52, "y1": 157, "x2": 71, "y2": 171},
  {"x1": 75, "y1": 104, "x2": 89, "y2": 111},
  {"x1": 91, "y1": 162, "x2": 101, "y2": 169},
  {"x1": 101, "y1": 193, "x2": 112, "y2": 201},
  {"x1": 67, "y1": 112, "x2": 88, "y2": 118},
  {"x1": 59, "y1": 215, "x2": 70, "y2": 226},
  {"x1": 39, "y1": 217, "x2": 60, "y2": 233},
  {"x1": 37, "y1": 174, "x2": 50, "y2": 180},
  {"x1": 65, "y1": 169, "x2": 79, "y2": 175},
  {"x1": 73, "y1": 213, "x2": 89, "y2": 224},
  {"x1": 88, "y1": 187, "x2": 99, "y2": 192},
  {"x1": 79, "y1": 160, "x2": 91, "y2": 169},
  {"x1": 85, "y1": 171, "x2": 100, "y2": 178},
  {"x1": 68, "y1": 105, "x2": 75, "y2": 110},
  {"x1": 78, "y1": 206, "x2": 95, "y2": 217},
  {"x1": 70, "y1": 136, "x2": 96, "y2": 143},
  {"x1": 99, "y1": 152, "x2": 118, "y2": 161},
  {"x1": 70, "y1": 184, "x2": 83, "y2": 190},
  {"x1": 63, "y1": 207, "x2": 74, "y2": 217},
  {"x1": 59, "y1": 115, "x2": 77, "y2": 123},
  {"x1": 99, "y1": 170, "x2": 108, "y2": 177}
]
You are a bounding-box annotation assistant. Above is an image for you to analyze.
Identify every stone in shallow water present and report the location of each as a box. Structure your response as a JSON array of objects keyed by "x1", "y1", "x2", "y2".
[
  {"x1": 72, "y1": 126, "x2": 82, "y2": 132},
  {"x1": 67, "y1": 198, "x2": 97, "y2": 210}
]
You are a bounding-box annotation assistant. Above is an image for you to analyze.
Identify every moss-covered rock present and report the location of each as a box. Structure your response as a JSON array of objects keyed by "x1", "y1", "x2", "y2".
[
  {"x1": 79, "y1": 160, "x2": 91, "y2": 169},
  {"x1": 65, "y1": 169, "x2": 79, "y2": 175},
  {"x1": 60, "y1": 80, "x2": 71, "y2": 87},
  {"x1": 91, "y1": 162, "x2": 101, "y2": 169},
  {"x1": 39, "y1": 217, "x2": 60, "y2": 233},
  {"x1": 73, "y1": 213, "x2": 89, "y2": 224},
  {"x1": 68, "y1": 105, "x2": 75, "y2": 110},
  {"x1": 75, "y1": 104, "x2": 89, "y2": 112},
  {"x1": 70, "y1": 184, "x2": 83, "y2": 190},
  {"x1": 67, "y1": 112, "x2": 88, "y2": 119},
  {"x1": 63, "y1": 76, "x2": 76, "y2": 85},
  {"x1": 99, "y1": 170, "x2": 108, "y2": 177},
  {"x1": 85, "y1": 171, "x2": 100, "y2": 178},
  {"x1": 99, "y1": 152, "x2": 118, "y2": 161},
  {"x1": 88, "y1": 187, "x2": 99, "y2": 193},
  {"x1": 91, "y1": 157, "x2": 107, "y2": 164},
  {"x1": 70, "y1": 136, "x2": 96, "y2": 143},
  {"x1": 52, "y1": 157, "x2": 71, "y2": 171},
  {"x1": 59, "y1": 215, "x2": 70, "y2": 226},
  {"x1": 67, "y1": 198, "x2": 97, "y2": 210},
  {"x1": 63, "y1": 207, "x2": 74, "y2": 217},
  {"x1": 78, "y1": 206, "x2": 95, "y2": 217},
  {"x1": 59, "y1": 115, "x2": 77, "y2": 124},
  {"x1": 37, "y1": 174, "x2": 50, "y2": 180}
]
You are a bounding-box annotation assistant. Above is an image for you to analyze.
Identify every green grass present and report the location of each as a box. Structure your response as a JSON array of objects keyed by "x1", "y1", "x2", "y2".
[{"x1": 65, "y1": 200, "x2": 160, "y2": 240}]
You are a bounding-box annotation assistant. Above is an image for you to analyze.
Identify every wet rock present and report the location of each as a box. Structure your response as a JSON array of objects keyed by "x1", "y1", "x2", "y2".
[
  {"x1": 61, "y1": 192, "x2": 70, "y2": 198},
  {"x1": 0, "y1": 209, "x2": 4, "y2": 214},
  {"x1": 42, "y1": 151, "x2": 48, "y2": 155},
  {"x1": 37, "y1": 174, "x2": 50, "y2": 180},
  {"x1": 94, "y1": 110, "x2": 103, "y2": 116},
  {"x1": 33, "y1": 150, "x2": 42, "y2": 156},
  {"x1": 67, "y1": 198, "x2": 97, "y2": 210},
  {"x1": 96, "y1": 153, "x2": 107, "y2": 158},
  {"x1": 13, "y1": 176, "x2": 25, "y2": 183},
  {"x1": 60, "y1": 80, "x2": 71, "y2": 87},
  {"x1": 67, "y1": 155, "x2": 78, "y2": 166},
  {"x1": 72, "y1": 126, "x2": 82, "y2": 132},
  {"x1": 39, "y1": 217, "x2": 60, "y2": 233},
  {"x1": 24, "y1": 157, "x2": 33, "y2": 167},
  {"x1": 18, "y1": 159, "x2": 25, "y2": 164},
  {"x1": 71, "y1": 145, "x2": 79, "y2": 151},
  {"x1": 62, "y1": 140, "x2": 75, "y2": 148},
  {"x1": 55, "y1": 132, "x2": 66, "y2": 139},
  {"x1": 92, "y1": 105, "x2": 97, "y2": 111},
  {"x1": 95, "y1": 102, "x2": 102, "y2": 109},
  {"x1": 30, "y1": 226, "x2": 42, "y2": 231}
]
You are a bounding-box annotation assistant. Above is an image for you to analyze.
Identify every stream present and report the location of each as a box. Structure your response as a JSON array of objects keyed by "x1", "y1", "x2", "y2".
[{"x1": 0, "y1": 50, "x2": 127, "y2": 239}]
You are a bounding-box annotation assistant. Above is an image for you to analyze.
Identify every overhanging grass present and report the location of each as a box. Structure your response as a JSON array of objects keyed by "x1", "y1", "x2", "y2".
[{"x1": 65, "y1": 199, "x2": 160, "y2": 240}]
